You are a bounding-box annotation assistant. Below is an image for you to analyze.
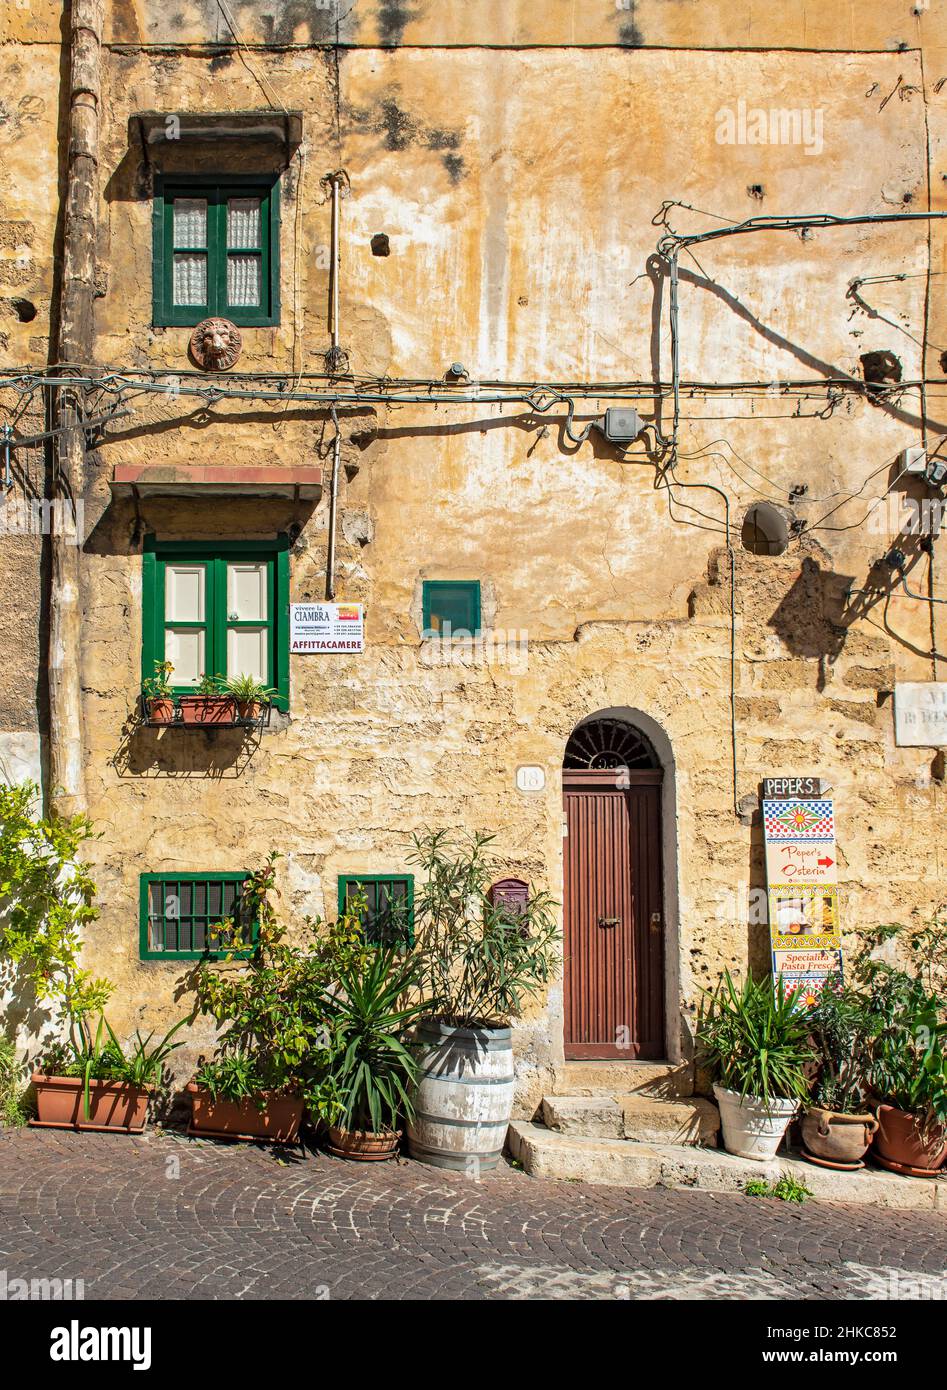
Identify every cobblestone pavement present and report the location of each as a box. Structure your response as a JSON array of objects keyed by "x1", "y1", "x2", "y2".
[{"x1": 1, "y1": 1127, "x2": 946, "y2": 1300}]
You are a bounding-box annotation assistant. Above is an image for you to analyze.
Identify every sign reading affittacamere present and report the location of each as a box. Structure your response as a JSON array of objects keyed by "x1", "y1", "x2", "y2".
[
  {"x1": 290, "y1": 602, "x2": 364, "y2": 654},
  {"x1": 762, "y1": 784, "x2": 842, "y2": 1005}
]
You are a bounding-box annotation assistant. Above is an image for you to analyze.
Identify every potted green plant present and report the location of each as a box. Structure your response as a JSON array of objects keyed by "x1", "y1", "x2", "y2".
[
  {"x1": 33, "y1": 1012, "x2": 187, "y2": 1133},
  {"x1": 187, "y1": 1054, "x2": 307, "y2": 1143},
  {"x1": 319, "y1": 943, "x2": 428, "y2": 1161},
  {"x1": 222, "y1": 673, "x2": 279, "y2": 722},
  {"x1": 850, "y1": 922, "x2": 947, "y2": 1175},
  {"x1": 186, "y1": 857, "x2": 334, "y2": 1144},
  {"x1": 849, "y1": 920, "x2": 947, "y2": 1176},
  {"x1": 698, "y1": 970, "x2": 814, "y2": 1161},
  {"x1": 142, "y1": 659, "x2": 175, "y2": 723},
  {"x1": 801, "y1": 980, "x2": 878, "y2": 1169},
  {"x1": 405, "y1": 830, "x2": 559, "y2": 1172},
  {"x1": 179, "y1": 673, "x2": 235, "y2": 726}
]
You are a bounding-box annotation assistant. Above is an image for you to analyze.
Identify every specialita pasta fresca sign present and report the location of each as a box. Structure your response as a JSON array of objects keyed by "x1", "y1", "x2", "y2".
[
  {"x1": 290, "y1": 602, "x2": 364, "y2": 653},
  {"x1": 762, "y1": 786, "x2": 842, "y2": 1005}
]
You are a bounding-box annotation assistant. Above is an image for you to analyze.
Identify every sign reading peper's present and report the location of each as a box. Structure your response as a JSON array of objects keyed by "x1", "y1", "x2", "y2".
[
  {"x1": 290, "y1": 602, "x2": 364, "y2": 654},
  {"x1": 761, "y1": 776, "x2": 830, "y2": 800}
]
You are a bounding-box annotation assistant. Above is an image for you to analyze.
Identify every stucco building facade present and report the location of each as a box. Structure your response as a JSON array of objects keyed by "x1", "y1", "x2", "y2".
[{"x1": 3, "y1": 0, "x2": 947, "y2": 1114}]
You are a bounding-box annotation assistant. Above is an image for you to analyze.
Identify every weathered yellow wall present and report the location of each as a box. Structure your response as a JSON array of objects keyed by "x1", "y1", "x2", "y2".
[{"x1": 3, "y1": 1, "x2": 947, "y2": 1110}]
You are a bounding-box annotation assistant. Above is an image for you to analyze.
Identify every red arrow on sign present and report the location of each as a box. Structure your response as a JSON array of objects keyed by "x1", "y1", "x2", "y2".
[{"x1": 818, "y1": 857, "x2": 834, "y2": 868}]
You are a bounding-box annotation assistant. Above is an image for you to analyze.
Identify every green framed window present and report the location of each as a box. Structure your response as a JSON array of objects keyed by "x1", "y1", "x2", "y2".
[
  {"x1": 152, "y1": 174, "x2": 281, "y2": 327},
  {"x1": 422, "y1": 580, "x2": 481, "y2": 638},
  {"x1": 338, "y1": 874, "x2": 414, "y2": 947},
  {"x1": 141, "y1": 535, "x2": 290, "y2": 710},
  {"x1": 139, "y1": 872, "x2": 255, "y2": 960}
]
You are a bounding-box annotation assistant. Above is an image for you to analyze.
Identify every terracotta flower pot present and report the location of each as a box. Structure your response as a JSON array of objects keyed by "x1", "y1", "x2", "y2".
[
  {"x1": 235, "y1": 699, "x2": 261, "y2": 722},
  {"x1": 186, "y1": 1083, "x2": 303, "y2": 1143},
  {"x1": 873, "y1": 1103, "x2": 947, "y2": 1177},
  {"x1": 146, "y1": 697, "x2": 175, "y2": 724},
  {"x1": 325, "y1": 1125, "x2": 401, "y2": 1161},
  {"x1": 31, "y1": 1074, "x2": 151, "y2": 1133},
  {"x1": 801, "y1": 1107, "x2": 878, "y2": 1169},
  {"x1": 179, "y1": 696, "x2": 235, "y2": 726}
]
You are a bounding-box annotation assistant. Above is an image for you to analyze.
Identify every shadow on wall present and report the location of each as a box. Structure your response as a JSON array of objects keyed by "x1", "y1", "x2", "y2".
[
  {"x1": 767, "y1": 556, "x2": 851, "y2": 670},
  {"x1": 747, "y1": 807, "x2": 771, "y2": 979},
  {"x1": 111, "y1": 713, "x2": 267, "y2": 780},
  {"x1": 0, "y1": 962, "x2": 57, "y2": 1065}
]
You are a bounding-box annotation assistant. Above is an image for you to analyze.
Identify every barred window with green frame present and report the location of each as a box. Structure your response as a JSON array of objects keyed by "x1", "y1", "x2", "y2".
[
  {"x1": 140, "y1": 872, "x2": 256, "y2": 960},
  {"x1": 152, "y1": 174, "x2": 281, "y2": 327},
  {"x1": 338, "y1": 874, "x2": 414, "y2": 947},
  {"x1": 141, "y1": 536, "x2": 290, "y2": 710}
]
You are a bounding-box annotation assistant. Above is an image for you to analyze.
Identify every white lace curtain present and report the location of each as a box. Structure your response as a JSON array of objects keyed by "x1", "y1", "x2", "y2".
[
  {"x1": 170, "y1": 196, "x2": 262, "y2": 308},
  {"x1": 227, "y1": 198, "x2": 261, "y2": 307},
  {"x1": 172, "y1": 198, "x2": 207, "y2": 307}
]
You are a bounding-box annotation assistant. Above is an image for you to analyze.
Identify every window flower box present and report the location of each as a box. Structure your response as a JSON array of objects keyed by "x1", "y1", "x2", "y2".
[{"x1": 178, "y1": 695, "x2": 236, "y2": 726}]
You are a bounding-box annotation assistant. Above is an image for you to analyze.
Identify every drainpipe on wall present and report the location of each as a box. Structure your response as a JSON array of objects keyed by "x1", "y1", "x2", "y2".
[
  {"x1": 326, "y1": 406, "x2": 341, "y2": 601},
  {"x1": 324, "y1": 170, "x2": 347, "y2": 602},
  {"x1": 48, "y1": 0, "x2": 103, "y2": 816}
]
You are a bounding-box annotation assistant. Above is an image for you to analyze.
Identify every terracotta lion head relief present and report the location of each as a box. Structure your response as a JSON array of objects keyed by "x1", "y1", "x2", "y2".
[{"x1": 189, "y1": 317, "x2": 242, "y2": 371}]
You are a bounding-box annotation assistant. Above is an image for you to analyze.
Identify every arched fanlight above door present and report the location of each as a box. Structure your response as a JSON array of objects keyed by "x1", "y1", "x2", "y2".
[{"x1": 563, "y1": 717, "x2": 660, "y2": 771}]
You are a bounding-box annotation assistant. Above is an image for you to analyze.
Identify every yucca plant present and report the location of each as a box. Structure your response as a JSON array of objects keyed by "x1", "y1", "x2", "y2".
[
  {"x1": 322, "y1": 946, "x2": 429, "y2": 1134},
  {"x1": 697, "y1": 970, "x2": 815, "y2": 1105}
]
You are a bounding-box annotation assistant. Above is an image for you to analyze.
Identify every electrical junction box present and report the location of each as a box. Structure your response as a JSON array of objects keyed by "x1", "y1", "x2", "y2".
[
  {"x1": 601, "y1": 407, "x2": 645, "y2": 443},
  {"x1": 902, "y1": 445, "x2": 927, "y2": 475}
]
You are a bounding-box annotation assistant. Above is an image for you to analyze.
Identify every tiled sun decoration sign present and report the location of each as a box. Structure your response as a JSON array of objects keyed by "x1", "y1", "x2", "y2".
[
  {"x1": 762, "y1": 777, "x2": 842, "y2": 1006},
  {"x1": 290, "y1": 602, "x2": 364, "y2": 653}
]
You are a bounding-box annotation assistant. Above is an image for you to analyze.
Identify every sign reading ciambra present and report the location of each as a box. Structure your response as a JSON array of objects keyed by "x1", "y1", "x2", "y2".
[
  {"x1": 290, "y1": 602, "x2": 364, "y2": 654},
  {"x1": 762, "y1": 786, "x2": 843, "y2": 1004}
]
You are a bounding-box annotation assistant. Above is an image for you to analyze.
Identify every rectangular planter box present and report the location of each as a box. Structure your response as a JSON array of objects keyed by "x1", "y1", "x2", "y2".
[
  {"x1": 31, "y1": 1074, "x2": 151, "y2": 1133},
  {"x1": 178, "y1": 696, "x2": 235, "y2": 726},
  {"x1": 186, "y1": 1083, "x2": 303, "y2": 1143}
]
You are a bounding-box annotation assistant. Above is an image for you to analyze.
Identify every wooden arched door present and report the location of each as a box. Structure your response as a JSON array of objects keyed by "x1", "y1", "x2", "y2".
[{"x1": 562, "y1": 719, "x2": 665, "y2": 1060}]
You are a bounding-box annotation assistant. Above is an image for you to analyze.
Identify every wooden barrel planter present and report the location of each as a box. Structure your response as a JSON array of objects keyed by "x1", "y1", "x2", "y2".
[{"x1": 407, "y1": 1020, "x2": 515, "y2": 1172}]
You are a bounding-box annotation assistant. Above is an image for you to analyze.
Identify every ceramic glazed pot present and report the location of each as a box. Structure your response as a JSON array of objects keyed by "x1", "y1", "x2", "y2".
[
  {"x1": 801, "y1": 1107, "x2": 878, "y2": 1168},
  {"x1": 186, "y1": 1084, "x2": 303, "y2": 1143},
  {"x1": 874, "y1": 1104, "x2": 947, "y2": 1176},
  {"x1": 324, "y1": 1126, "x2": 401, "y2": 1161},
  {"x1": 713, "y1": 1084, "x2": 799, "y2": 1161}
]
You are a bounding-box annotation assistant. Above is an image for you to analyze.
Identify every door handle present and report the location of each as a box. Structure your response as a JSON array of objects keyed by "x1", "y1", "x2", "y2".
[
  {"x1": 650, "y1": 911, "x2": 662, "y2": 933},
  {"x1": 598, "y1": 916, "x2": 620, "y2": 929}
]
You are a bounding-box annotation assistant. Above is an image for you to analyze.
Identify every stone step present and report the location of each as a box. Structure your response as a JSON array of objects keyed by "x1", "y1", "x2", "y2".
[
  {"x1": 541, "y1": 1094, "x2": 719, "y2": 1146},
  {"x1": 621, "y1": 1095, "x2": 719, "y2": 1146},
  {"x1": 507, "y1": 1122, "x2": 947, "y2": 1210},
  {"x1": 558, "y1": 1060, "x2": 694, "y2": 1098}
]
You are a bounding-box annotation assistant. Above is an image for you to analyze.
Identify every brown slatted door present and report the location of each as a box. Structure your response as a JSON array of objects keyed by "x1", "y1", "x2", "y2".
[{"x1": 563, "y1": 771, "x2": 664, "y2": 1060}]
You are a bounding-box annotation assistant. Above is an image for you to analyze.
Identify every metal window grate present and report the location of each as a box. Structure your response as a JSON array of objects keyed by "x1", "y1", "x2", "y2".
[
  {"x1": 339, "y1": 875, "x2": 414, "y2": 947},
  {"x1": 142, "y1": 874, "x2": 251, "y2": 958}
]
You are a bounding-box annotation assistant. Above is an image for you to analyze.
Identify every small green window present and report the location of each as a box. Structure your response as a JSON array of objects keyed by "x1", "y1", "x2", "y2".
[
  {"x1": 139, "y1": 873, "x2": 255, "y2": 960},
  {"x1": 422, "y1": 580, "x2": 481, "y2": 638},
  {"x1": 338, "y1": 875, "x2": 414, "y2": 947},
  {"x1": 141, "y1": 536, "x2": 290, "y2": 711},
  {"x1": 152, "y1": 175, "x2": 280, "y2": 327}
]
